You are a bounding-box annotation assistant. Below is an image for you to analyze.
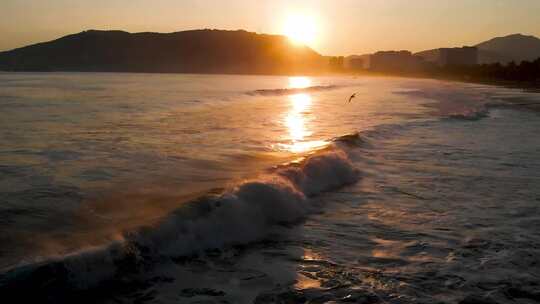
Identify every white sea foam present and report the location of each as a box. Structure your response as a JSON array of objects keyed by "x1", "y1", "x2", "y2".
[{"x1": 132, "y1": 146, "x2": 358, "y2": 257}]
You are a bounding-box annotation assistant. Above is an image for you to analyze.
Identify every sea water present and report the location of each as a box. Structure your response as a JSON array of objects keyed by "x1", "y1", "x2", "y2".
[{"x1": 0, "y1": 72, "x2": 539, "y2": 303}]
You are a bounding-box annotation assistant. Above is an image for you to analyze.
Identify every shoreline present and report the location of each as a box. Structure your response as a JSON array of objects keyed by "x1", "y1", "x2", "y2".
[
  {"x1": 1, "y1": 69, "x2": 538, "y2": 110},
  {"x1": 1, "y1": 69, "x2": 538, "y2": 89}
]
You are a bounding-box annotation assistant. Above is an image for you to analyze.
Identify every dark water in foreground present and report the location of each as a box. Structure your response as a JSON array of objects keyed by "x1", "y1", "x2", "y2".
[{"x1": 0, "y1": 73, "x2": 539, "y2": 303}]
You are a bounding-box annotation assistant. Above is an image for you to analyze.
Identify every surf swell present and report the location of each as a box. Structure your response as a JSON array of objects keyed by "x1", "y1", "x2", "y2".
[
  {"x1": 446, "y1": 107, "x2": 489, "y2": 121},
  {"x1": 0, "y1": 140, "x2": 361, "y2": 297},
  {"x1": 0, "y1": 115, "x2": 495, "y2": 298},
  {"x1": 247, "y1": 85, "x2": 341, "y2": 96}
]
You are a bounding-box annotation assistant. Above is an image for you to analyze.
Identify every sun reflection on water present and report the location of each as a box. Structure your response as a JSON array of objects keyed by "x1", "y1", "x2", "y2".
[
  {"x1": 286, "y1": 93, "x2": 312, "y2": 143},
  {"x1": 278, "y1": 77, "x2": 328, "y2": 153},
  {"x1": 288, "y1": 76, "x2": 312, "y2": 89},
  {"x1": 295, "y1": 248, "x2": 323, "y2": 290}
]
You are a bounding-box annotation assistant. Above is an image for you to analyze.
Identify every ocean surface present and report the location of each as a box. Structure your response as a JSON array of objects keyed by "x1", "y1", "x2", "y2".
[{"x1": 0, "y1": 72, "x2": 539, "y2": 303}]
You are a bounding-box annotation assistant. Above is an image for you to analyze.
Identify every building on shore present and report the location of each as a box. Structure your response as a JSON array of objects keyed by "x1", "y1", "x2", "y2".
[
  {"x1": 344, "y1": 55, "x2": 371, "y2": 70},
  {"x1": 344, "y1": 47, "x2": 477, "y2": 73},
  {"x1": 327, "y1": 56, "x2": 345, "y2": 71},
  {"x1": 438, "y1": 47, "x2": 478, "y2": 66},
  {"x1": 348, "y1": 58, "x2": 366, "y2": 70},
  {"x1": 416, "y1": 46, "x2": 478, "y2": 66},
  {"x1": 369, "y1": 50, "x2": 426, "y2": 73}
]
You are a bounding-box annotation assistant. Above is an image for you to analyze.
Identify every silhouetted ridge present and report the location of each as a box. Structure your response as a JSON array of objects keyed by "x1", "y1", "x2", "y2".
[
  {"x1": 0, "y1": 29, "x2": 326, "y2": 74},
  {"x1": 475, "y1": 33, "x2": 540, "y2": 64},
  {"x1": 415, "y1": 33, "x2": 540, "y2": 65}
]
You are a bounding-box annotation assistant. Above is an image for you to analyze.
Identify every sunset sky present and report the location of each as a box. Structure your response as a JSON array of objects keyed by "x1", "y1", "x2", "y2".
[{"x1": 1, "y1": 0, "x2": 539, "y2": 55}]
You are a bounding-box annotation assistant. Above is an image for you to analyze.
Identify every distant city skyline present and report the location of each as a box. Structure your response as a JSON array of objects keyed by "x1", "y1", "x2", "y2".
[{"x1": 1, "y1": 0, "x2": 540, "y2": 55}]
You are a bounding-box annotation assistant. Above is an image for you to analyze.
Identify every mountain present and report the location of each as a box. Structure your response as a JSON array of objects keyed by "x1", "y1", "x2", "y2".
[
  {"x1": 475, "y1": 33, "x2": 540, "y2": 64},
  {"x1": 415, "y1": 33, "x2": 540, "y2": 65},
  {"x1": 0, "y1": 29, "x2": 326, "y2": 74}
]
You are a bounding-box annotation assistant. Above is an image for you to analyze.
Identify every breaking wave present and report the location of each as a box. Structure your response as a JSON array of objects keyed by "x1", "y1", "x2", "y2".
[
  {"x1": 247, "y1": 85, "x2": 341, "y2": 96},
  {"x1": 446, "y1": 107, "x2": 490, "y2": 121},
  {"x1": 0, "y1": 109, "x2": 495, "y2": 296},
  {"x1": 0, "y1": 139, "x2": 361, "y2": 295}
]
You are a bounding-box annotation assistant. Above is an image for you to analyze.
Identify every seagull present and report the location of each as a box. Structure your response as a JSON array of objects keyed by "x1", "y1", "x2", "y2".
[{"x1": 348, "y1": 93, "x2": 357, "y2": 103}]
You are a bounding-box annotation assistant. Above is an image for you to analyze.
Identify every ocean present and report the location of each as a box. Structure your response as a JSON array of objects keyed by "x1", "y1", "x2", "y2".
[{"x1": 0, "y1": 72, "x2": 539, "y2": 303}]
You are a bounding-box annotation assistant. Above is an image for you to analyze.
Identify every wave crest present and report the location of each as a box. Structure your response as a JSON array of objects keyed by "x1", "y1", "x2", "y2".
[
  {"x1": 247, "y1": 85, "x2": 340, "y2": 96},
  {"x1": 0, "y1": 145, "x2": 360, "y2": 295},
  {"x1": 447, "y1": 108, "x2": 489, "y2": 121}
]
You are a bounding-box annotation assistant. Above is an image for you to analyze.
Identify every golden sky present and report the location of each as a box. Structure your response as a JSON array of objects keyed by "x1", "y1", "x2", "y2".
[{"x1": 1, "y1": 0, "x2": 539, "y2": 55}]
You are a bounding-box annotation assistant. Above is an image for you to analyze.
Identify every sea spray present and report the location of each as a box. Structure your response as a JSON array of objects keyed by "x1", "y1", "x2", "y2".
[{"x1": 0, "y1": 144, "x2": 360, "y2": 295}]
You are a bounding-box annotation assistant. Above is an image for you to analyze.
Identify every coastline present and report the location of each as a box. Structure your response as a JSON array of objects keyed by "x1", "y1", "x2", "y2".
[
  {"x1": 348, "y1": 70, "x2": 540, "y2": 111},
  {"x1": 1, "y1": 69, "x2": 538, "y2": 111}
]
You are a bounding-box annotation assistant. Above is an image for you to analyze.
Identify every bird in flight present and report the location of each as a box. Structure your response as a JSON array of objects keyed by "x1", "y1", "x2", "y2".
[{"x1": 348, "y1": 93, "x2": 357, "y2": 103}]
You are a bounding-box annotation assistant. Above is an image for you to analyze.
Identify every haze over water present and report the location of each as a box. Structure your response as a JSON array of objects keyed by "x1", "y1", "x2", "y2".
[
  {"x1": 0, "y1": 73, "x2": 410, "y2": 266},
  {"x1": 1, "y1": 73, "x2": 540, "y2": 303}
]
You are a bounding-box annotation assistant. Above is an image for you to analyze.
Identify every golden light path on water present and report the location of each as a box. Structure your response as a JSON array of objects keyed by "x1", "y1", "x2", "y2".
[
  {"x1": 288, "y1": 76, "x2": 312, "y2": 89},
  {"x1": 280, "y1": 77, "x2": 328, "y2": 153}
]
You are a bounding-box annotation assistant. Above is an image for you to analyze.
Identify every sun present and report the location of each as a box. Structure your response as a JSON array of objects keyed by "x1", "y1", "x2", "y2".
[{"x1": 283, "y1": 14, "x2": 317, "y2": 46}]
